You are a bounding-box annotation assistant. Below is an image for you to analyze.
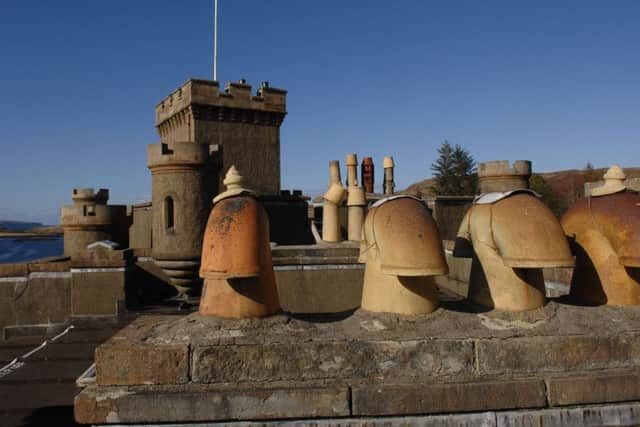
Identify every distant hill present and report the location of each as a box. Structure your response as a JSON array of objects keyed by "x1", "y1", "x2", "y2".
[
  {"x1": 535, "y1": 167, "x2": 640, "y2": 197},
  {"x1": 401, "y1": 167, "x2": 640, "y2": 211},
  {"x1": 402, "y1": 179, "x2": 437, "y2": 197},
  {"x1": 28, "y1": 225, "x2": 63, "y2": 234},
  {"x1": 0, "y1": 220, "x2": 44, "y2": 232}
]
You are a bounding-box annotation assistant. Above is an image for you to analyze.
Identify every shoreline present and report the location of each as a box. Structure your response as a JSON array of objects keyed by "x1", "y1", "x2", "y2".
[{"x1": 0, "y1": 232, "x2": 63, "y2": 239}]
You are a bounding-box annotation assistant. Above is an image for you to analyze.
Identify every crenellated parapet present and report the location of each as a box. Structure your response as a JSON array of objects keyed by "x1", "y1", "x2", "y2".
[
  {"x1": 71, "y1": 188, "x2": 109, "y2": 206},
  {"x1": 155, "y1": 79, "x2": 287, "y2": 141},
  {"x1": 61, "y1": 189, "x2": 126, "y2": 229},
  {"x1": 153, "y1": 78, "x2": 287, "y2": 196},
  {"x1": 478, "y1": 160, "x2": 532, "y2": 193}
]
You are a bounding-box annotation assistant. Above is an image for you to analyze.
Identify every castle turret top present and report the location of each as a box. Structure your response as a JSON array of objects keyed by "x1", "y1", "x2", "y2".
[
  {"x1": 147, "y1": 141, "x2": 214, "y2": 171},
  {"x1": 61, "y1": 188, "x2": 127, "y2": 227},
  {"x1": 478, "y1": 160, "x2": 532, "y2": 178},
  {"x1": 72, "y1": 188, "x2": 109, "y2": 205},
  {"x1": 478, "y1": 160, "x2": 532, "y2": 193},
  {"x1": 155, "y1": 79, "x2": 287, "y2": 126}
]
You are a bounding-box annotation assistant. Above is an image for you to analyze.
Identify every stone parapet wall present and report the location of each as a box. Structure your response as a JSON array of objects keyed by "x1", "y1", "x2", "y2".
[
  {"x1": 0, "y1": 256, "x2": 128, "y2": 339},
  {"x1": 127, "y1": 202, "x2": 152, "y2": 250},
  {"x1": 0, "y1": 268, "x2": 72, "y2": 339},
  {"x1": 72, "y1": 401, "x2": 640, "y2": 427},
  {"x1": 77, "y1": 302, "x2": 640, "y2": 424},
  {"x1": 272, "y1": 242, "x2": 363, "y2": 313}
]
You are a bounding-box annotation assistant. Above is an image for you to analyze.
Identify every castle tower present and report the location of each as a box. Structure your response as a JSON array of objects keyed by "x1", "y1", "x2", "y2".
[
  {"x1": 155, "y1": 79, "x2": 287, "y2": 195},
  {"x1": 147, "y1": 141, "x2": 216, "y2": 295},
  {"x1": 478, "y1": 160, "x2": 532, "y2": 193},
  {"x1": 60, "y1": 188, "x2": 129, "y2": 258}
]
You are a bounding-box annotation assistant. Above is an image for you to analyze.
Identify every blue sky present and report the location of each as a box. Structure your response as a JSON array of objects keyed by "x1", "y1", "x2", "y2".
[{"x1": 0, "y1": 1, "x2": 638, "y2": 224}]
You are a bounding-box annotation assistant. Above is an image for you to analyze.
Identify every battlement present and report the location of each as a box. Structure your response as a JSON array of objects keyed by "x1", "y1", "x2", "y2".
[
  {"x1": 72, "y1": 188, "x2": 109, "y2": 205},
  {"x1": 478, "y1": 160, "x2": 532, "y2": 178},
  {"x1": 147, "y1": 142, "x2": 216, "y2": 171},
  {"x1": 155, "y1": 79, "x2": 287, "y2": 127},
  {"x1": 478, "y1": 160, "x2": 532, "y2": 193},
  {"x1": 61, "y1": 201, "x2": 127, "y2": 228}
]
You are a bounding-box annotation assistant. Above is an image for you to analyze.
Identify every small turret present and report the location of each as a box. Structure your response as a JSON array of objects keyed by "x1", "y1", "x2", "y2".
[
  {"x1": 60, "y1": 188, "x2": 128, "y2": 259},
  {"x1": 147, "y1": 141, "x2": 217, "y2": 295},
  {"x1": 478, "y1": 160, "x2": 531, "y2": 193}
]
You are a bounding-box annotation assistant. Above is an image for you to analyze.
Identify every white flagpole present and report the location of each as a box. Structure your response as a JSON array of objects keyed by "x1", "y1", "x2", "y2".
[{"x1": 213, "y1": 0, "x2": 218, "y2": 81}]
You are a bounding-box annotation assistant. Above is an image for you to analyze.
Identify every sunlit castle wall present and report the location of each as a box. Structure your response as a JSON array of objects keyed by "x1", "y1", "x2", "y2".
[{"x1": 155, "y1": 79, "x2": 287, "y2": 196}]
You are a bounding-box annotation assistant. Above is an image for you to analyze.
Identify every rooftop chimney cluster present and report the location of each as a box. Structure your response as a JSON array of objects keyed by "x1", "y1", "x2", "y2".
[{"x1": 322, "y1": 154, "x2": 396, "y2": 243}]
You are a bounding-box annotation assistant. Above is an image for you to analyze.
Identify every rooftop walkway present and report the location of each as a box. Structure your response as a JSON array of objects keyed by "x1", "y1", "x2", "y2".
[{"x1": 0, "y1": 304, "x2": 192, "y2": 427}]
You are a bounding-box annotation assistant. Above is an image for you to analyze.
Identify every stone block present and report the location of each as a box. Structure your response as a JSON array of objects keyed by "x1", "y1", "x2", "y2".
[
  {"x1": 74, "y1": 385, "x2": 349, "y2": 424},
  {"x1": 352, "y1": 379, "x2": 546, "y2": 416},
  {"x1": 46, "y1": 277, "x2": 72, "y2": 323},
  {"x1": 192, "y1": 339, "x2": 474, "y2": 384},
  {"x1": 14, "y1": 275, "x2": 71, "y2": 325},
  {"x1": 128, "y1": 202, "x2": 152, "y2": 250},
  {"x1": 71, "y1": 269, "x2": 125, "y2": 316},
  {"x1": 434, "y1": 275, "x2": 468, "y2": 298},
  {"x1": 546, "y1": 369, "x2": 640, "y2": 406},
  {"x1": 13, "y1": 278, "x2": 47, "y2": 326},
  {"x1": 477, "y1": 335, "x2": 640, "y2": 376},
  {"x1": 263, "y1": 414, "x2": 495, "y2": 427},
  {"x1": 275, "y1": 266, "x2": 364, "y2": 313},
  {"x1": 28, "y1": 260, "x2": 71, "y2": 272},
  {"x1": 499, "y1": 402, "x2": 640, "y2": 427},
  {"x1": 444, "y1": 250, "x2": 472, "y2": 286},
  {"x1": 0, "y1": 263, "x2": 28, "y2": 277},
  {"x1": 0, "y1": 280, "x2": 17, "y2": 333},
  {"x1": 96, "y1": 343, "x2": 189, "y2": 385},
  {"x1": 271, "y1": 242, "x2": 360, "y2": 265}
]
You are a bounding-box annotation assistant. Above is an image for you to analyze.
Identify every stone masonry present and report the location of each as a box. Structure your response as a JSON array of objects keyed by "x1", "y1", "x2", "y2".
[
  {"x1": 75, "y1": 301, "x2": 640, "y2": 424},
  {"x1": 478, "y1": 160, "x2": 532, "y2": 193},
  {"x1": 155, "y1": 79, "x2": 287, "y2": 195},
  {"x1": 60, "y1": 188, "x2": 129, "y2": 258}
]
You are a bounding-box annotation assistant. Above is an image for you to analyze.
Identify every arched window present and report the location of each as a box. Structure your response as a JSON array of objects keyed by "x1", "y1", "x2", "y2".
[{"x1": 165, "y1": 197, "x2": 174, "y2": 229}]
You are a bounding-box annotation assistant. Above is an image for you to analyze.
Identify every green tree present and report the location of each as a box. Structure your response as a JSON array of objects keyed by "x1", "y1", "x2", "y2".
[
  {"x1": 530, "y1": 175, "x2": 565, "y2": 218},
  {"x1": 431, "y1": 140, "x2": 478, "y2": 195},
  {"x1": 583, "y1": 161, "x2": 599, "y2": 183}
]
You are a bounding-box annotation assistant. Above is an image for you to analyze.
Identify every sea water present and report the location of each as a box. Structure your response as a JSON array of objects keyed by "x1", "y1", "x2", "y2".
[{"x1": 0, "y1": 237, "x2": 64, "y2": 263}]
